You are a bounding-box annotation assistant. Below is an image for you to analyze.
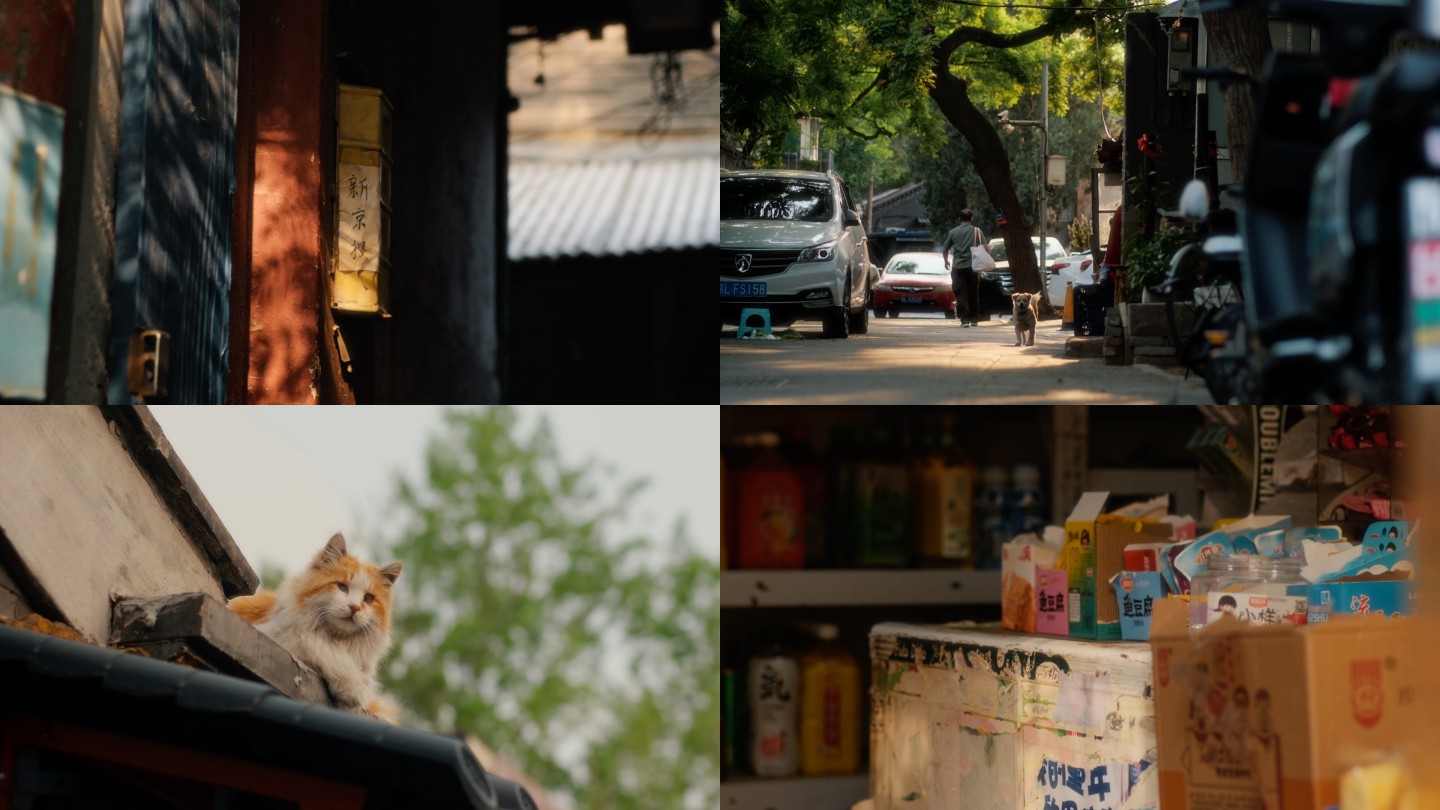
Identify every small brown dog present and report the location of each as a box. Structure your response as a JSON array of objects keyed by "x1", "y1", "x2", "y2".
[{"x1": 1011, "y1": 292, "x2": 1038, "y2": 346}]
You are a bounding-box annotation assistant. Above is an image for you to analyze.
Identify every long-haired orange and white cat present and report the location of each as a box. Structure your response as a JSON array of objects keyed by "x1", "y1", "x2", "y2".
[{"x1": 229, "y1": 533, "x2": 402, "y2": 722}]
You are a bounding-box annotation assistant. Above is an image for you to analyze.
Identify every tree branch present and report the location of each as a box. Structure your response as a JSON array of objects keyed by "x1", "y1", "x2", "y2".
[
  {"x1": 851, "y1": 67, "x2": 892, "y2": 107},
  {"x1": 846, "y1": 122, "x2": 898, "y2": 140},
  {"x1": 936, "y1": 0, "x2": 1088, "y2": 62}
]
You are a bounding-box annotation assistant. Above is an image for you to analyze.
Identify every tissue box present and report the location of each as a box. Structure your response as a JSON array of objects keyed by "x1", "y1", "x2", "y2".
[
  {"x1": 1002, "y1": 538, "x2": 1060, "y2": 633},
  {"x1": 1150, "y1": 600, "x2": 1418, "y2": 809}
]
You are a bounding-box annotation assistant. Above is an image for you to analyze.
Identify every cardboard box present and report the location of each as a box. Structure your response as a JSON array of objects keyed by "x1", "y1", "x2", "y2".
[
  {"x1": 1064, "y1": 492, "x2": 1110, "y2": 638},
  {"x1": 1095, "y1": 517, "x2": 1175, "y2": 637},
  {"x1": 870, "y1": 622, "x2": 1156, "y2": 810},
  {"x1": 1150, "y1": 599, "x2": 1419, "y2": 810}
]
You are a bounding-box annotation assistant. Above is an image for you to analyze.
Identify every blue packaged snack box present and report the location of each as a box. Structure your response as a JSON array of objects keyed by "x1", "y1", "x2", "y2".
[
  {"x1": 1307, "y1": 581, "x2": 1414, "y2": 623},
  {"x1": 1110, "y1": 571, "x2": 1165, "y2": 641},
  {"x1": 1359, "y1": 521, "x2": 1411, "y2": 554}
]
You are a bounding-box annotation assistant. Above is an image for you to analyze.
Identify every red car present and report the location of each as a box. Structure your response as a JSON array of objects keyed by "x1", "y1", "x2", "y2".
[{"x1": 871, "y1": 252, "x2": 957, "y2": 318}]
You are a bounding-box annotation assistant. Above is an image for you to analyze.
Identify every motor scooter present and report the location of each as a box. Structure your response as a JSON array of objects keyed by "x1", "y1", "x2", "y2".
[{"x1": 1189, "y1": 0, "x2": 1418, "y2": 402}]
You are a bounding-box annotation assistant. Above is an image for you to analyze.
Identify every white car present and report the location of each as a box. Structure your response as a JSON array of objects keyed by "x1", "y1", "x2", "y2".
[
  {"x1": 982, "y1": 236, "x2": 1066, "y2": 297},
  {"x1": 1047, "y1": 252, "x2": 1097, "y2": 307},
  {"x1": 719, "y1": 169, "x2": 871, "y2": 339}
]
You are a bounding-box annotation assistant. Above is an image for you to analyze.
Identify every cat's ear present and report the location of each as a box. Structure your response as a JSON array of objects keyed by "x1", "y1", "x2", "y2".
[
  {"x1": 378, "y1": 561, "x2": 403, "y2": 586},
  {"x1": 314, "y1": 533, "x2": 348, "y2": 569}
]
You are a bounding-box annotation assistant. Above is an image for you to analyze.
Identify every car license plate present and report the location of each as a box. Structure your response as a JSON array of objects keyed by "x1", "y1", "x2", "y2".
[
  {"x1": 721, "y1": 281, "x2": 766, "y2": 298},
  {"x1": 902, "y1": 296, "x2": 924, "y2": 304}
]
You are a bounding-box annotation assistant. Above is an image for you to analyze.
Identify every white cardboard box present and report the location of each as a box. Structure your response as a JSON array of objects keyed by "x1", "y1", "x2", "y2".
[{"x1": 870, "y1": 622, "x2": 1157, "y2": 810}]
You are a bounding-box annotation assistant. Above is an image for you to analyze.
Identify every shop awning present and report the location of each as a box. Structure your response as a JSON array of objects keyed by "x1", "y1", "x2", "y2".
[{"x1": 508, "y1": 156, "x2": 719, "y2": 261}]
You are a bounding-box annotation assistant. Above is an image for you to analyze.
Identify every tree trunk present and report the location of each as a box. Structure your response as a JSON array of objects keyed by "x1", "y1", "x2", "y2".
[
  {"x1": 1200, "y1": 8, "x2": 1271, "y2": 182},
  {"x1": 929, "y1": 69, "x2": 1047, "y2": 305}
]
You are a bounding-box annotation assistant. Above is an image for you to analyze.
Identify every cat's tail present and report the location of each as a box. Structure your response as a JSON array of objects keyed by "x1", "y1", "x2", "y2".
[
  {"x1": 228, "y1": 591, "x2": 278, "y2": 625},
  {"x1": 366, "y1": 697, "x2": 400, "y2": 724}
]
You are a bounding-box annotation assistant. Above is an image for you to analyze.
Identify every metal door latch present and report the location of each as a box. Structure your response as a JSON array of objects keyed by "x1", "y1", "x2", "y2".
[
  {"x1": 127, "y1": 329, "x2": 170, "y2": 398},
  {"x1": 332, "y1": 325, "x2": 354, "y2": 373}
]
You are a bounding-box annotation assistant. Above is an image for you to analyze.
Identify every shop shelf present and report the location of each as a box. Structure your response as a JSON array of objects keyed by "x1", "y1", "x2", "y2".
[
  {"x1": 721, "y1": 569, "x2": 1000, "y2": 608},
  {"x1": 721, "y1": 773, "x2": 869, "y2": 809},
  {"x1": 1320, "y1": 445, "x2": 1400, "y2": 475}
]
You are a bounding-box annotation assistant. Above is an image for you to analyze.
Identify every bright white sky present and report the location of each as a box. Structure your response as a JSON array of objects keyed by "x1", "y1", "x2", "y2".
[{"x1": 149, "y1": 407, "x2": 718, "y2": 578}]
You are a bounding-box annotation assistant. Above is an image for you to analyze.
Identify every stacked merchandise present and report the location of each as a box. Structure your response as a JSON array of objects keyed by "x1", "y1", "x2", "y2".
[
  {"x1": 989, "y1": 489, "x2": 1422, "y2": 810},
  {"x1": 721, "y1": 418, "x2": 1049, "y2": 570},
  {"x1": 1002, "y1": 490, "x2": 1417, "y2": 643}
]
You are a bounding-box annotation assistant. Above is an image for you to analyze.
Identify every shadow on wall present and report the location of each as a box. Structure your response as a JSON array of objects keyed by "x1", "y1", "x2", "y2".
[
  {"x1": 110, "y1": 0, "x2": 239, "y2": 404},
  {"x1": 247, "y1": 123, "x2": 326, "y2": 402}
]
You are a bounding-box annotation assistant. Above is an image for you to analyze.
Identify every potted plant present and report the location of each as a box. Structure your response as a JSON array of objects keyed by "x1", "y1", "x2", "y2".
[{"x1": 1122, "y1": 227, "x2": 1189, "y2": 304}]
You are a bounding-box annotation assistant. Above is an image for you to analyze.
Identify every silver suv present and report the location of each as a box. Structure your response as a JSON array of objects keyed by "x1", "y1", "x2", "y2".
[{"x1": 720, "y1": 169, "x2": 870, "y2": 338}]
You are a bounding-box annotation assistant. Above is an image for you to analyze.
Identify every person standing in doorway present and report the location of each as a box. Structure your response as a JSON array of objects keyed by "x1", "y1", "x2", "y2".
[{"x1": 942, "y1": 210, "x2": 985, "y2": 327}]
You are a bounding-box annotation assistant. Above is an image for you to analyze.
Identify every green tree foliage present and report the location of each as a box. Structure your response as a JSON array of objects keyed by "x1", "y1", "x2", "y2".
[
  {"x1": 258, "y1": 563, "x2": 286, "y2": 591},
  {"x1": 912, "y1": 129, "x2": 973, "y2": 236},
  {"x1": 721, "y1": 0, "x2": 807, "y2": 163},
  {"x1": 832, "y1": 133, "x2": 915, "y2": 200},
  {"x1": 722, "y1": 0, "x2": 1134, "y2": 299},
  {"x1": 913, "y1": 92, "x2": 1112, "y2": 250},
  {"x1": 379, "y1": 408, "x2": 719, "y2": 810}
]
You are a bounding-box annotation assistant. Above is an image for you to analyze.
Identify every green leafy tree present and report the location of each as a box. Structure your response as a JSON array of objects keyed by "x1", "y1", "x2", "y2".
[
  {"x1": 913, "y1": 91, "x2": 1113, "y2": 271},
  {"x1": 912, "y1": 128, "x2": 974, "y2": 237},
  {"x1": 831, "y1": 132, "x2": 915, "y2": 202},
  {"x1": 722, "y1": 0, "x2": 1133, "y2": 300},
  {"x1": 379, "y1": 408, "x2": 719, "y2": 810}
]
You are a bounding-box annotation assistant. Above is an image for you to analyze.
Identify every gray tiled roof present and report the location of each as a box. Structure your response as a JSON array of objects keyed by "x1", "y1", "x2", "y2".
[
  {"x1": 508, "y1": 156, "x2": 718, "y2": 261},
  {"x1": 0, "y1": 621, "x2": 537, "y2": 809}
]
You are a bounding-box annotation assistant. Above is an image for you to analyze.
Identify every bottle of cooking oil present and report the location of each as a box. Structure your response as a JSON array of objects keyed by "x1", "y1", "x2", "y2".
[{"x1": 799, "y1": 624, "x2": 861, "y2": 775}]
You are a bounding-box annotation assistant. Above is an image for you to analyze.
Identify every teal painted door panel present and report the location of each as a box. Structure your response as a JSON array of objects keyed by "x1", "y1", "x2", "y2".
[{"x1": 0, "y1": 86, "x2": 63, "y2": 402}]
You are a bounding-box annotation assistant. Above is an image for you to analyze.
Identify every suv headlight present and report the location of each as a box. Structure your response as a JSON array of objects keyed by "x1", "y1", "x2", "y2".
[{"x1": 796, "y1": 241, "x2": 837, "y2": 263}]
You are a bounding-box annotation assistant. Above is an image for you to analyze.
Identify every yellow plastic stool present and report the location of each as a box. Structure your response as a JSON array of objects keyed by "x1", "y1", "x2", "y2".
[{"x1": 737, "y1": 308, "x2": 773, "y2": 338}]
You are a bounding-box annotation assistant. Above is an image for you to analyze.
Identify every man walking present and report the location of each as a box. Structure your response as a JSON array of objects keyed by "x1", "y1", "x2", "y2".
[{"x1": 942, "y1": 210, "x2": 985, "y2": 327}]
